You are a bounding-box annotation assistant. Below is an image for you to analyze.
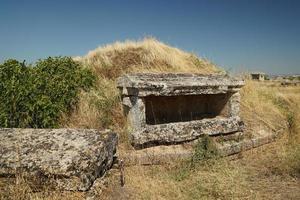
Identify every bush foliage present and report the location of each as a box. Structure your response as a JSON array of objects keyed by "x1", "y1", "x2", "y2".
[
  {"x1": 192, "y1": 135, "x2": 219, "y2": 163},
  {"x1": 0, "y1": 57, "x2": 95, "y2": 128}
]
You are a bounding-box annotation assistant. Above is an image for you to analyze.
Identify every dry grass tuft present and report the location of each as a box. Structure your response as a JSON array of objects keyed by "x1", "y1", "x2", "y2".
[
  {"x1": 0, "y1": 175, "x2": 84, "y2": 200},
  {"x1": 240, "y1": 80, "x2": 287, "y2": 134}
]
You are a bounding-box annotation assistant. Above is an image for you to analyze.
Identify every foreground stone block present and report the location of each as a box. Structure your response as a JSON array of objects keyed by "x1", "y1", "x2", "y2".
[
  {"x1": 117, "y1": 73, "x2": 245, "y2": 147},
  {"x1": 0, "y1": 128, "x2": 117, "y2": 191}
]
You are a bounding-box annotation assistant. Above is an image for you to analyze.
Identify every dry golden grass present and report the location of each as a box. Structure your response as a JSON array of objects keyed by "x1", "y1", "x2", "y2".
[
  {"x1": 76, "y1": 37, "x2": 219, "y2": 78},
  {"x1": 0, "y1": 175, "x2": 84, "y2": 200},
  {"x1": 240, "y1": 80, "x2": 287, "y2": 134},
  {"x1": 102, "y1": 140, "x2": 299, "y2": 200}
]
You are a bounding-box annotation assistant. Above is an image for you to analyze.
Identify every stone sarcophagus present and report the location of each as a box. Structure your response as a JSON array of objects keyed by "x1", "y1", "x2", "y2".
[
  {"x1": 117, "y1": 73, "x2": 245, "y2": 147},
  {"x1": 0, "y1": 128, "x2": 118, "y2": 191}
]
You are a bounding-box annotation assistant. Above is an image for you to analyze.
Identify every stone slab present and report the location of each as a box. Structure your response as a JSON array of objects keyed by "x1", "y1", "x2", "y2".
[
  {"x1": 117, "y1": 73, "x2": 245, "y2": 96},
  {"x1": 121, "y1": 130, "x2": 279, "y2": 166},
  {"x1": 132, "y1": 116, "x2": 244, "y2": 147},
  {"x1": 0, "y1": 128, "x2": 118, "y2": 191}
]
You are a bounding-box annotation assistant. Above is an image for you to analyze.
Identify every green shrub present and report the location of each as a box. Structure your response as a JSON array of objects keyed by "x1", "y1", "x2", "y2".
[
  {"x1": 287, "y1": 111, "x2": 295, "y2": 134},
  {"x1": 191, "y1": 135, "x2": 219, "y2": 164},
  {"x1": 0, "y1": 60, "x2": 34, "y2": 127},
  {"x1": 0, "y1": 57, "x2": 95, "y2": 128}
]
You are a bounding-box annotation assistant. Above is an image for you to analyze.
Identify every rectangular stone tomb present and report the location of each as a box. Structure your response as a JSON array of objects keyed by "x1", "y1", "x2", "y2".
[
  {"x1": 251, "y1": 72, "x2": 265, "y2": 81},
  {"x1": 117, "y1": 73, "x2": 245, "y2": 147},
  {"x1": 0, "y1": 128, "x2": 118, "y2": 191}
]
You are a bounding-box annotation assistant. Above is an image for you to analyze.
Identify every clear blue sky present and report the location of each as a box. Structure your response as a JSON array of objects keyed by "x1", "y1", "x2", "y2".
[{"x1": 0, "y1": 0, "x2": 299, "y2": 74}]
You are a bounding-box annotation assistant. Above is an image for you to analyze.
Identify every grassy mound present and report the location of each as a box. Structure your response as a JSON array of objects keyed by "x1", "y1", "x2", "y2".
[
  {"x1": 75, "y1": 37, "x2": 219, "y2": 78},
  {"x1": 64, "y1": 38, "x2": 220, "y2": 139}
]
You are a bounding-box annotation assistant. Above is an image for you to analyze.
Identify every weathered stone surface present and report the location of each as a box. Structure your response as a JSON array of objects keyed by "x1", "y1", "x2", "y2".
[
  {"x1": 117, "y1": 73, "x2": 244, "y2": 96},
  {"x1": 0, "y1": 128, "x2": 118, "y2": 191},
  {"x1": 228, "y1": 92, "x2": 241, "y2": 117},
  {"x1": 132, "y1": 116, "x2": 244, "y2": 147},
  {"x1": 218, "y1": 129, "x2": 278, "y2": 156},
  {"x1": 85, "y1": 177, "x2": 107, "y2": 200},
  {"x1": 122, "y1": 129, "x2": 280, "y2": 166}
]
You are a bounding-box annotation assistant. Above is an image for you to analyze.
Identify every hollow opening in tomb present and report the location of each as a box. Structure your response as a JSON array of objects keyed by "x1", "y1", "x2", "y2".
[
  {"x1": 251, "y1": 74, "x2": 260, "y2": 80},
  {"x1": 145, "y1": 93, "x2": 232, "y2": 125}
]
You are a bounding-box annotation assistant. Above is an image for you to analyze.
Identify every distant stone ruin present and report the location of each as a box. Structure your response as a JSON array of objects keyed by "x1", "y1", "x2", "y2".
[
  {"x1": 0, "y1": 128, "x2": 117, "y2": 191},
  {"x1": 251, "y1": 72, "x2": 265, "y2": 81},
  {"x1": 281, "y1": 79, "x2": 300, "y2": 86},
  {"x1": 117, "y1": 73, "x2": 245, "y2": 147}
]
